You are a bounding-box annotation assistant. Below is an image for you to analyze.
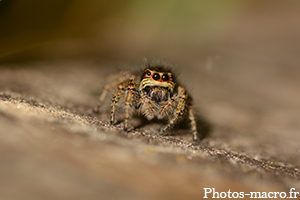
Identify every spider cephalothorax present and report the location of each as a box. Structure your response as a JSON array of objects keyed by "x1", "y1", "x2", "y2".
[{"x1": 94, "y1": 64, "x2": 199, "y2": 142}]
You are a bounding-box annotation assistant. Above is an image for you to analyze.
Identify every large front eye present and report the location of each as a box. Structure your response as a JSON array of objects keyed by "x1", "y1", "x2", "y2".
[
  {"x1": 162, "y1": 74, "x2": 169, "y2": 81},
  {"x1": 153, "y1": 73, "x2": 160, "y2": 80}
]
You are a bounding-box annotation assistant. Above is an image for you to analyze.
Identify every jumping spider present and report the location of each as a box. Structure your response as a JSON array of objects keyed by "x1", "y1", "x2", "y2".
[{"x1": 94, "y1": 64, "x2": 199, "y2": 142}]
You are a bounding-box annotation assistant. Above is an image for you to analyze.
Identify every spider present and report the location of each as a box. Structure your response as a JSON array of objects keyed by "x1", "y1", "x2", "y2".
[{"x1": 93, "y1": 63, "x2": 199, "y2": 143}]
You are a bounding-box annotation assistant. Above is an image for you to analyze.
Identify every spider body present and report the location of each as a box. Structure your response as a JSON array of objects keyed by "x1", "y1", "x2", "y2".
[{"x1": 94, "y1": 64, "x2": 199, "y2": 142}]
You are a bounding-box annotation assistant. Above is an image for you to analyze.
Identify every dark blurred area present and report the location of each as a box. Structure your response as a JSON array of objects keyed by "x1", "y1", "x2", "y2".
[
  {"x1": 0, "y1": 0, "x2": 130, "y2": 63},
  {"x1": 1, "y1": 0, "x2": 299, "y2": 64}
]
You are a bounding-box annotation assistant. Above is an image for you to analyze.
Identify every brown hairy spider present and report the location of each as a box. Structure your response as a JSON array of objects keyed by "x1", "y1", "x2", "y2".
[{"x1": 93, "y1": 63, "x2": 199, "y2": 142}]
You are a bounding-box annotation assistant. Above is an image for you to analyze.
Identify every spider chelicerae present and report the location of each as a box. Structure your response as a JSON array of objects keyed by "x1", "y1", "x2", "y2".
[{"x1": 93, "y1": 63, "x2": 199, "y2": 142}]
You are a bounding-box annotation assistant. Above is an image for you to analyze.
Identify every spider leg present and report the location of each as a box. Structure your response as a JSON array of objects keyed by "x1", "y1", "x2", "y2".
[
  {"x1": 138, "y1": 94, "x2": 158, "y2": 120},
  {"x1": 110, "y1": 81, "x2": 127, "y2": 125},
  {"x1": 157, "y1": 96, "x2": 176, "y2": 119},
  {"x1": 188, "y1": 101, "x2": 199, "y2": 143},
  {"x1": 124, "y1": 79, "x2": 137, "y2": 132},
  {"x1": 93, "y1": 71, "x2": 133, "y2": 113},
  {"x1": 160, "y1": 86, "x2": 187, "y2": 134}
]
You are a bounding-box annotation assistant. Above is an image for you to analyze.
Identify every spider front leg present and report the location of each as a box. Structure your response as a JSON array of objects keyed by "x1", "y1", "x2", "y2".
[
  {"x1": 123, "y1": 79, "x2": 137, "y2": 132},
  {"x1": 157, "y1": 96, "x2": 176, "y2": 119},
  {"x1": 160, "y1": 86, "x2": 187, "y2": 134},
  {"x1": 160, "y1": 87, "x2": 199, "y2": 143},
  {"x1": 110, "y1": 82, "x2": 126, "y2": 125},
  {"x1": 110, "y1": 79, "x2": 137, "y2": 133}
]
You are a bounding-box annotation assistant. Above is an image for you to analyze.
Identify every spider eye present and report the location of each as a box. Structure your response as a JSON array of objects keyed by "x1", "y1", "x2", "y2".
[
  {"x1": 146, "y1": 71, "x2": 151, "y2": 76},
  {"x1": 153, "y1": 73, "x2": 160, "y2": 80},
  {"x1": 162, "y1": 74, "x2": 169, "y2": 81}
]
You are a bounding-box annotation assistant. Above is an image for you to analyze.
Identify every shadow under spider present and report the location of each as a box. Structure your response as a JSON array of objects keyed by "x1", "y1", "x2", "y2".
[{"x1": 134, "y1": 114, "x2": 212, "y2": 141}]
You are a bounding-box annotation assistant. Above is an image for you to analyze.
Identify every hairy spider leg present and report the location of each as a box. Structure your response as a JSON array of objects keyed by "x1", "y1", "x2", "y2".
[
  {"x1": 160, "y1": 86, "x2": 187, "y2": 134},
  {"x1": 138, "y1": 94, "x2": 158, "y2": 120},
  {"x1": 110, "y1": 81, "x2": 127, "y2": 125},
  {"x1": 93, "y1": 71, "x2": 133, "y2": 113},
  {"x1": 124, "y1": 79, "x2": 137, "y2": 132},
  {"x1": 157, "y1": 96, "x2": 176, "y2": 119},
  {"x1": 188, "y1": 103, "x2": 199, "y2": 143}
]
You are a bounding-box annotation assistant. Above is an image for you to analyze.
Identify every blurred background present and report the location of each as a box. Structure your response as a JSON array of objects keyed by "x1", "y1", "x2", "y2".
[{"x1": 1, "y1": 0, "x2": 299, "y2": 64}]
